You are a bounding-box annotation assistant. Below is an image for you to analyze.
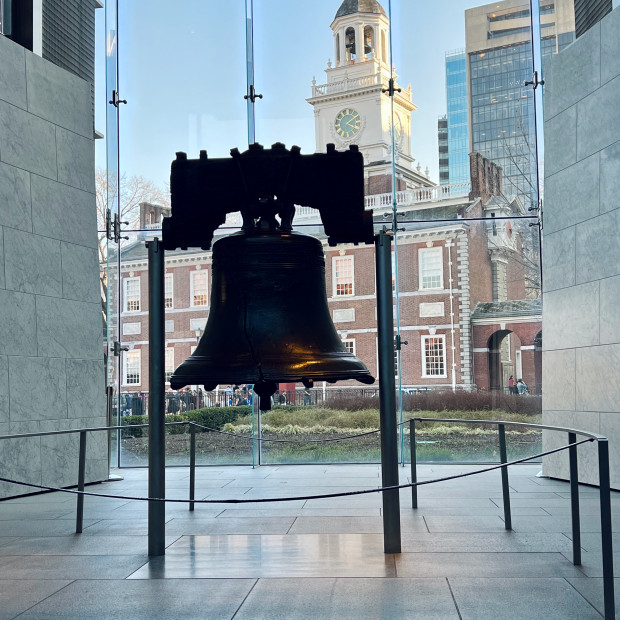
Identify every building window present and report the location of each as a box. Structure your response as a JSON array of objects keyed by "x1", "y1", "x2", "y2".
[
  {"x1": 123, "y1": 277, "x2": 140, "y2": 312},
  {"x1": 191, "y1": 271, "x2": 208, "y2": 307},
  {"x1": 333, "y1": 256, "x2": 354, "y2": 297},
  {"x1": 165, "y1": 347, "x2": 174, "y2": 384},
  {"x1": 164, "y1": 273, "x2": 174, "y2": 309},
  {"x1": 342, "y1": 338, "x2": 355, "y2": 356},
  {"x1": 422, "y1": 335, "x2": 447, "y2": 377},
  {"x1": 419, "y1": 247, "x2": 443, "y2": 290},
  {"x1": 124, "y1": 349, "x2": 141, "y2": 385}
]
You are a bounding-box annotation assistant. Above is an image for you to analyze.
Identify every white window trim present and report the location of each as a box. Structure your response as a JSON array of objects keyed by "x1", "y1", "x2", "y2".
[
  {"x1": 164, "y1": 273, "x2": 174, "y2": 309},
  {"x1": 165, "y1": 347, "x2": 174, "y2": 384},
  {"x1": 190, "y1": 271, "x2": 209, "y2": 307},
  {"x1": 421, "y1": 334, "x2": 447, "y2": 378},
  {"x1": 375, "y1": 337, "x2": 398, "y2": 379},
  {"x1": 123, "y1": 277, "x2": 141, "y2": 313},
  {"x1": 123, "y1": 349, "x2": 141, "y2": 386},
  {"x1": 342, "y1": 338, "x2": 356, "y2": 356},
  {"x1": 332, "y1": 255, "x2": 355, "y2": 297},
  {"x1": 418, "y1": 246, "x2": 444, "y2": 291}
]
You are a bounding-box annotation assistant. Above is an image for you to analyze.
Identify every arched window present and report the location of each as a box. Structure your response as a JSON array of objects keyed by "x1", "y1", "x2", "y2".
[
  {"x1": 345, "y1": 27, "x2": 355, "y2": 62},
  {"x1": 381, "y1": 30, "x2": 387, "y2": 63},
  {"x1": 364, "y1": 26, "x2": 374, "y2": 58}
]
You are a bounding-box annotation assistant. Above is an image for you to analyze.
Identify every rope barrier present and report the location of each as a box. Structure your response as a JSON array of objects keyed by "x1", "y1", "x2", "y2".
[{"x1": 0, "y1": 437, "x2": 593, "y2": 505}]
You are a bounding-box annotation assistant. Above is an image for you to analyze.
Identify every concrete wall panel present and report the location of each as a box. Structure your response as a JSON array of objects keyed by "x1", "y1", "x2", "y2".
[
  {"x1": 4, "y1": 229, "x2": 62, "y2": 297},
  {"x1": 0, "y1": 100, "x2": 57, "y2": 179}
]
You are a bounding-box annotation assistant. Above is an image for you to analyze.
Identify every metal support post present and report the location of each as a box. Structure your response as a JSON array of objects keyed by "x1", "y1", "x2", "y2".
[
  {"x1": 568, "y1": 432, "x2": 581, "y2": 566},
  {"x1": 410, "y1": 419, "x2": 418, "y2": 509},
  {"x1": 75, "y1": 430, "x2": 87, "y2": 533},
  {"x1": 148, "y1": 238, "x2": 166, "y2": 556},
  {"x1": 597, "y1": 439, "x2": 615, "y2": 619},
  {"x1": 375, "y1": 230, "x2": 401, "y2": 554},
  {"x1": 189, "y1": 423, "x2": 196, "y2": 511},
  {"x1": 498, "y1": 424, "x2": 512, "y2": 530}
]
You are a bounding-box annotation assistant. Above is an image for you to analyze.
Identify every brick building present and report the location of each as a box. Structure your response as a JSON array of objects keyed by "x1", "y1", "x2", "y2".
[
  {"x1": 106, "y1": 0, "x2": 541, "y2": 401},
  {"x1": 108, "y1": 151, "x2": 541, "y2": 400}
]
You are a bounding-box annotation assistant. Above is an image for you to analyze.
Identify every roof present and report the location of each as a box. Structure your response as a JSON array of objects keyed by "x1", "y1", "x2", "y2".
[
  {"x1": 471, "y1": 298, "x2": 542, "y2": 320},
  {"x1": 335, "y1": 0, "x2": 386, "y2": 19}
]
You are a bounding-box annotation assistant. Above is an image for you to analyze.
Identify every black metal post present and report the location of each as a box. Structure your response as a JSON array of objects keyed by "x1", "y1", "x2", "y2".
[
  {"x1": 498, "y1": 424, "x2": 512, "y2": 530},
  {"x1": 597, "y1": 439, "x2": 615, "y2": 619},
  {"x1": 189, "y1": 423, "x2": 196, "y2": 511},
  {"x1": 148, "y1": 238, "x2": 166, "y2": 556},
  {"x1": 375, "y1": 230, "x2": 401, "y2": 554},
  {"x1": 410, "y1": 419, "x2": 417, "y2": 509},
  {"x1": 75, "y1": 430, "x2": 87, "y2": 534},
  {"x1": 568, "y1": 432, "x2": 581, "y2": 566}
]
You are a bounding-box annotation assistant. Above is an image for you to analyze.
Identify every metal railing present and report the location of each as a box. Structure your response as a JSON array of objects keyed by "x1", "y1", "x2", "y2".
[{"x1": 0, "y1": 417, "x2": 615, "y2": 618}]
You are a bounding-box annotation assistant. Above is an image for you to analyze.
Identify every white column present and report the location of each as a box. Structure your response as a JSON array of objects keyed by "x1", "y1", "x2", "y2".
[{"x1": 357, "y1": 23, "x2": 365, "y2": 62}]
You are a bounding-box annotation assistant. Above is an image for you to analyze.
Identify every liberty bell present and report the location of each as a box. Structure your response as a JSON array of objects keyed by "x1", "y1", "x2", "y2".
[{"x1": 163, "y1": 143, "x2": 375, "y2": 409}]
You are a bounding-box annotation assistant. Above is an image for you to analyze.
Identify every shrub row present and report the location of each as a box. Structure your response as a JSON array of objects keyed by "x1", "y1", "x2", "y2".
[
  {"x1": 325, "y1": 390, "x2": 541, "y2": 415},
  {"x1": 119, "y1": 406, "x2": 251, "y2": 437}
]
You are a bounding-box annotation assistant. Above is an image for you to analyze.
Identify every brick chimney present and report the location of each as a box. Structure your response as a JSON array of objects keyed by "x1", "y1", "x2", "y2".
[{"x1": 469, "y1": 152, "x2": 503, "y2": 202}]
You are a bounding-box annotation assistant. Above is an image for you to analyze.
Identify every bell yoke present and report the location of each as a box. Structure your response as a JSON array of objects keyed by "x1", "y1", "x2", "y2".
[{"x1": 162, "y1": 142, "x2": 375, "y2": 410}]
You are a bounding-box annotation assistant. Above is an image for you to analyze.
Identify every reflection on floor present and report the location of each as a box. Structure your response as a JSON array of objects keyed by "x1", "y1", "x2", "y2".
[{"x1": 0, "y1": 464, "x2": 617, "y2": 619}]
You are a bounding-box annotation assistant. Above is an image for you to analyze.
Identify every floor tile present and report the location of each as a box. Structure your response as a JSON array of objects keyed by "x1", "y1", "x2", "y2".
[
  {"x1": 235, "y1": 577, "x2": 459, "y2": 619},
  {"x1": 128, "y1": 534, "x2": 397, "y2": 579},
  {"x1": 449, "y1": 577, "x2": 601, "y2": 619},
  {"x1": 566, "y1": 577, "x2": 620, "y2": 617},
  {"x1": 15, "y1": 578, "x2": 256, "y2": 619},
  {"x1": 1, "y1": 554, "x2": 149, "y2": 579},
  {"x1": 0, "y1": 580, "x2": 72, "y2": 620},
  {"x1": 395, "y1": 552, "x2": 586, "y2": 578},
  {"x1": 400, "y1": 532, "x2": 573, "y2": 553}
]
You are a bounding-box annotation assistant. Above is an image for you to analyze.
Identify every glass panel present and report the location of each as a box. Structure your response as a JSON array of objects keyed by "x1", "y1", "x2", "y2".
[
  {"x1": 108, "y1": 0, "x2": 552, "y2": 467},
  {"x1": 104, "y1": 0, "x2": 120, "y2": 467}
]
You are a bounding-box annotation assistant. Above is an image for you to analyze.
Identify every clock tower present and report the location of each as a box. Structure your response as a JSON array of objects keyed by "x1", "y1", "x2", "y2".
[{"x1": 307, "y1": 0, "x2": 433, "y2": 191}]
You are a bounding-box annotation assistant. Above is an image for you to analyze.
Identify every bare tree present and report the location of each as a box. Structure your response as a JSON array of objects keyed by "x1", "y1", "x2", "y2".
[
  {"x1": 95, "y1": 168, "x2": 170, "y2": 264},
  {"x1": 96, "y1": 169, "x2": 170, "y2": 347}
]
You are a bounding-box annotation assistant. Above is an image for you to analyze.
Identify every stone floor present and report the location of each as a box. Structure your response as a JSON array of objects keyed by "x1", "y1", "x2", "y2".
[{"x1": 0, "y1": 463, "x2": 618, "y2": 619}]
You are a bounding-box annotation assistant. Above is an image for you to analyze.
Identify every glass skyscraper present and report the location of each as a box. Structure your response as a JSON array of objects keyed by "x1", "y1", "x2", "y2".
[
  {"x1": 465, "y1": 0, "x2": 575, "y2": 209},
  {"x1": 445, "y1": 50, "x2": 469, "y2": 186}
]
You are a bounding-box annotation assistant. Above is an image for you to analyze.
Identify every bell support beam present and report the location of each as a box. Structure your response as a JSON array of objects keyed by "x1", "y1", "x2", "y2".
[
  {"x1": 147, "y1": 238, "x2": 166, "y2": 556},
  {"x1": 375, "y1": 229, "x2": 402, "y2": 554}
]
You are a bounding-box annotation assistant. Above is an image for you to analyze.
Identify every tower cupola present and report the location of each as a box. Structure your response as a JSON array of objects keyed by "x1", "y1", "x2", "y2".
[{"x1": 331, "y1": 0, "x2": 389, "y2": 67}]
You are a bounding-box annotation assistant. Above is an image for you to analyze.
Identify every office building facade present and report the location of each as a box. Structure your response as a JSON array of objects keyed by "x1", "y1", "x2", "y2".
[
  {"x1": 465, "y1": 0, "x2": 575, "y2": 209},
  {"x1": 444, "y1": 50, "x2": 470, "y2": 186}
]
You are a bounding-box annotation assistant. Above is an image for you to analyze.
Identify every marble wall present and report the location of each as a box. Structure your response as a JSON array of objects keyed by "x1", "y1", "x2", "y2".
[
  {"x1": 542, "y1": 7, "x2": 620, "y2": 488},
  {"x1": 0, "y1": 34, "x2": 107, "y2": 498}
]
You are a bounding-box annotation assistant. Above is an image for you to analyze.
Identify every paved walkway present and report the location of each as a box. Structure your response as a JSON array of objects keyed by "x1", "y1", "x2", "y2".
[{"x1": 0, "y1": 464, "x2": 618, "y2": 618}]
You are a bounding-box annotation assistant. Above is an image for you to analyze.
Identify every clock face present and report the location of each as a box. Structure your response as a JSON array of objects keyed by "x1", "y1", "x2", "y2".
[{"x1": 334, "y1": 108, "x2": 361, "y2": 140}]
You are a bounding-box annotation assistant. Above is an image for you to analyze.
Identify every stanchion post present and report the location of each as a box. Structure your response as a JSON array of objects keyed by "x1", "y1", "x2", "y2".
[
  {"x1": 148, "y1": 238, "x2": 166, "y2": 556},
  {"x1": 597, "y1": 439, "x2": 615, "y2": 619},
  {"x1": 498, "y1": 424, "x2": 512, "y2": 530},
  {"x1": 189, "y1": 423, "x2": 196, "y2": 511},
  {"x1": 568, "y1": 432, "x2": 581, "y2": 566},
  {"x1": 75, "y1": 430, "x2": 87, "y2": 533},
  {"x1": 410, "y1": 419, "x2": 417, "y2": 509},
  {"x1": 375, "y1": 229, "x2": 401, "y2": 554}
]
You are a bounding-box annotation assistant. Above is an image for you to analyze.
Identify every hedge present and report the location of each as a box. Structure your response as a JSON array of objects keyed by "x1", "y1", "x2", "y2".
[{"x1": 119, "y1": 406, "x2": 251, "y2": 438}]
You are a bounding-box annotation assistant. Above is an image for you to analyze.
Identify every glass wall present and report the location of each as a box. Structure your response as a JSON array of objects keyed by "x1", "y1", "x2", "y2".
[{"x1": 100, "y1": 0, "x2": 567, "y2": 466}]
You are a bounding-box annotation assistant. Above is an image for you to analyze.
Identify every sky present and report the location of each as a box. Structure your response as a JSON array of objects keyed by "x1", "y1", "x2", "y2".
[{"x1": 95, "y1": 0, "x2": 489, "y2": 190}]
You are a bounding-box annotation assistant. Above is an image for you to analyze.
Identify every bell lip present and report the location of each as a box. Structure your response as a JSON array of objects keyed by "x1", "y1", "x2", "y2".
[
  {"x1": 169, "y1": 363, "x2": 375, "y2": 391},
  {"x1": 170, "y1": 374, "x2": 375, "y2": 391}
]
